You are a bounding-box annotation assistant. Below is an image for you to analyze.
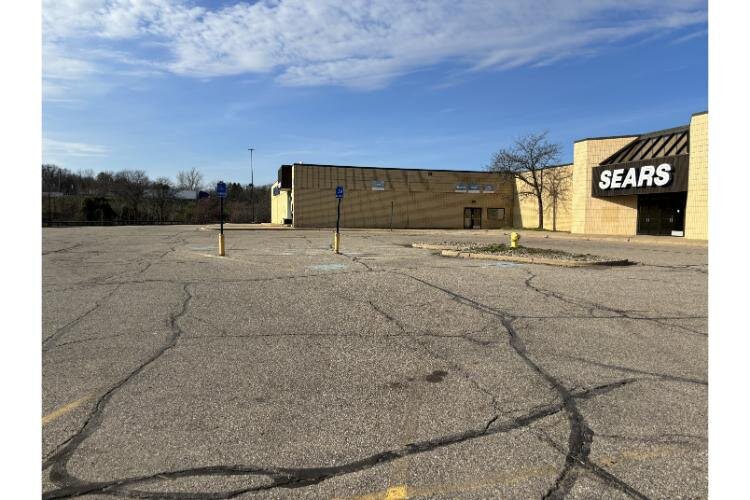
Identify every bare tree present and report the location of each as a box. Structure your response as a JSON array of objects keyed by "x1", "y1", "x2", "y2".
[
  {"x1": 95, "y1": 171, "x2": 115, "y2": 196},
  {"x1": 176, "y1": 167, "x2": 204, "y2": 191},
  {"x1": 150, "y1": 177, "x2": 175, "y2": 222},
  {"x1": 542, "y1": 166, "x2": 572, "y2": 232},
  {"x1": 113, "y1": 170, "x2": 150, "y2": 220},
  {"x1": 42, "y1": 164, "x2": 61, "y2": 223},
  {"x1": 42, "y1": 164, "x2": 60, "y2": 192},
  {"x1": 487, "y1": 132, "x2": 561, "y2": 229}
]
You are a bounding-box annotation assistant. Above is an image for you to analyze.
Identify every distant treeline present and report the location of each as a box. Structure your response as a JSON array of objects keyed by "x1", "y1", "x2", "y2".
[{"x1": 42, "y1": 165, "x2": 271, "y2": 226}]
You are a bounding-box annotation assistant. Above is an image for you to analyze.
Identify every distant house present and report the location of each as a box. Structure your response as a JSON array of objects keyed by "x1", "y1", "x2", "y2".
[{"x1": 175, "y1": 190, "x2": 199, "y2": 200}]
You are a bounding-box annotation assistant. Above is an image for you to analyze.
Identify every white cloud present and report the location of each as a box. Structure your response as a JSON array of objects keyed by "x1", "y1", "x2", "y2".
[
  {"x1": 42, "y1": 0, "x2": 707, "y2": 96},
  {"x1": 44, "y1": 138, "x2": 109, "y2": 157}
]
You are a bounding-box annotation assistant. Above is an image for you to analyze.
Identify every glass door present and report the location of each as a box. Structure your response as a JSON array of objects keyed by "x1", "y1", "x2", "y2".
[{"x1": 463, "y1": 208, "x2": 482, "y2": 229}]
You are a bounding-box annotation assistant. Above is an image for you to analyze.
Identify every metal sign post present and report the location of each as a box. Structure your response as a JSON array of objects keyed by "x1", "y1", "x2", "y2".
[
  {"x1": 334, "y1": 186, "x2": 343, "y2": 253},
  {"x1": 217, "y1": 181, "x2": 227, "y2": 256}
]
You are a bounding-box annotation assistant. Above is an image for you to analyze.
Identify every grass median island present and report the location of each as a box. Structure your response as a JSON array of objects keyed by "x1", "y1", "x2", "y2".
[{"x1": 413, "y1": 241, "x2": 629, "y2": 266}]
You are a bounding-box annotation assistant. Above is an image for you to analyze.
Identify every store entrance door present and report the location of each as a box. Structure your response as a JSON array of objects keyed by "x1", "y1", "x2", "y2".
[
  {"x1": 463, "y1": 207, "x2": 482, "y2": 229},
  {"x1": 637, "y1": 192, "x2": 687, "y2": 236}
]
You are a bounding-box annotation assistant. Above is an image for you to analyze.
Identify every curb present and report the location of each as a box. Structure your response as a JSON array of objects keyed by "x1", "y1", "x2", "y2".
[
  {"x1": 411, "y1": 243, "x2": 464, "y2": 251},
  {"x1": 201, "y1": 224, "x2": 292, "y2": 231},
  {"x1": 439, "y1": 249, "x2": 630, "y2": 268},
  {"x1": 509, "y1": 231, "x2": 707, "y2": 248}
]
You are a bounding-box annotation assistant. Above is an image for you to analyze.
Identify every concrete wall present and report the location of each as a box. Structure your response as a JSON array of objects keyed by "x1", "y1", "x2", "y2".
[
  {"x1": 685, "y1": 112, "x2": 708, "y2": 240},
  {"x1": 291, "y1": 164, "x2": 515, "y2": 229},
  {"x1": 570, "y1": 136, "x2": 639, "y2": 236},
  {"x1": 513, "y1": 164, "x2": 574, "y2": 231}
]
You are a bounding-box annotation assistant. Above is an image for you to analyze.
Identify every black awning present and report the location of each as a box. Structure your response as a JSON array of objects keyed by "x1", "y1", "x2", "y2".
[{"x1": 600, "y1": 125, "x2": 689, "y2": 166}]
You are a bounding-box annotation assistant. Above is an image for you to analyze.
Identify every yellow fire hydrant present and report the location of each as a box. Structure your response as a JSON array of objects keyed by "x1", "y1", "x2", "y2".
[{"x1": 510, "y1": 231, "x2": 520, "y2": 249}]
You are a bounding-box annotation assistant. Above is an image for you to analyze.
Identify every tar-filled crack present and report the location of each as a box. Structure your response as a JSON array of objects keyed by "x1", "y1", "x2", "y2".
[
  {"x1": 396, "y1": 273, "x2": 649, "y2": 500},
  {"x1": 410, "y1": 337, "x2": 503, "y2": 415},
  {"x1": 42, "y1": 284, "x2": 124, "y2": 350},
  {"x1": 42, "y1": 268, "x2": 641, "y2": 499},
  {"x1": 350, "y1": 256, "x2": 373, "y2": 271},
  {"x1": 43, "y1": 238, "x2": 184, "y2": 351},
  {"x1": 562, "y1": 354, "x2": 707, "y2": 386},
  {"x1": 43, "y1": 243, "x2": 85, "y2": 255},
  {"x1": 43, "y1": 381, "x2": 633, "y2": 500},
  {"x1": 364, "y1": 294, "x2": 508, "y2": 417},
  {"x1": 43, "y1": 239, "x2": 660, "y2": 499},
  {"x1": 44, "y1": 283, "x2": 193, "y2": 497},
  {"x1": 523, "y1": 272, "x2": 707, "y2": 337}
]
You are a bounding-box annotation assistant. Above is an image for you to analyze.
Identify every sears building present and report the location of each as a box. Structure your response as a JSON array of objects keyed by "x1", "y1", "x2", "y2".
[{"x1": 271, "y1": 111, "x2": 707, "y2": 240}]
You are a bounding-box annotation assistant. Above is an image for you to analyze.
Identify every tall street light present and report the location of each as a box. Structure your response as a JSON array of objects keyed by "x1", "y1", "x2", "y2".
[{"x1": 248, "y1": 147, "x2": 255, "y2": 223}]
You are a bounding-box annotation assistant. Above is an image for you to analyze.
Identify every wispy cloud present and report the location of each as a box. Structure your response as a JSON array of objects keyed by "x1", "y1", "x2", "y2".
[
  {"x1": 42, "y1": 0, "x2": 707, "y2": 99},
  {"x1": 44, "y1": 138, "x2": 109, "y2": 157},
  {"x1": 670, "y1": 28, "x2": 708, "y2": 45}
]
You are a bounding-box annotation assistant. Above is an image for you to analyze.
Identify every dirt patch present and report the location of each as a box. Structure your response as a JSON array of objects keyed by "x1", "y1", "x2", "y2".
[{"x1": 468, "y1": 243, "x2": 605, "y2": 263}]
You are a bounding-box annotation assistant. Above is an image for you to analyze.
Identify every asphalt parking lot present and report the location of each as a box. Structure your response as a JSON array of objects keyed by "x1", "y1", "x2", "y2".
[{"x1": 42, "y1": 226, "x2": 707, "y2": 499}]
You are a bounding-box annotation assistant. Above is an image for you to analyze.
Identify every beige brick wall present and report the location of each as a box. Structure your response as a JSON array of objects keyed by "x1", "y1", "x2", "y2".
[
  {"x1": 570, "y1": 136, "x2": 639, "y2": 235},
  {"x1": 685, "y1": 113, "x2": 708, "y2": 239},
  {"x1": 513, "y1": 164, "x2": 574, "y2": 231},
  {"x1": 291, "y1": 164, "x2": 515, "y2": 229}
]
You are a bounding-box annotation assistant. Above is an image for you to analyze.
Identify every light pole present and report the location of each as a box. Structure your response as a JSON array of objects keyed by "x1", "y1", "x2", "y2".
[{"x1": 248, "y1": 147, "x2": 255, "y2": 223}]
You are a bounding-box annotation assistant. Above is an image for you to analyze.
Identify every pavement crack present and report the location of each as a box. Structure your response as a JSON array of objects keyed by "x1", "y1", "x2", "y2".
[
  {"x1": 523, "y1": 272, "x2": 707, "y2": 337},
  {"x1": 43, "y1": 243, "x2": 85, "y2": 255},
  {"x1": 42, "y1": 284, "x2": 124, "y2": 349},
  {"x1": 43, "y1": 382, "x2": 630, "y2": 499},
  {"x1": 367, "y1": 300, "x2": 408, "y2": 333},
  {"x1": 44, "y1": 283, "x2": 194, "y2": 494},
  {"x1": 562, "y1": 355, "x2": 707, "y2": 386},
  {"x1": 394, "y1": 271, "x2": 636, "y2": 500}
]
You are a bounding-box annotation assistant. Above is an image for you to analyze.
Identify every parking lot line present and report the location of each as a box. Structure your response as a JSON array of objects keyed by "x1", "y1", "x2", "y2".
[
  {"x1": 42, "y1": 395, "x2": 91, "y2": 425},
  {"x1": 340, "y1": 444, "x2": 685, "y2": 499}
]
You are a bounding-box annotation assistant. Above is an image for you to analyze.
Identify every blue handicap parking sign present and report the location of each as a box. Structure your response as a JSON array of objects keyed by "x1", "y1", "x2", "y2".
[
  {"x1": 336, "y1": 186, "x2": 344, "y2": 199},
  {"x1": 216, "y1": 181, "x2": 227, "y2": 198}
]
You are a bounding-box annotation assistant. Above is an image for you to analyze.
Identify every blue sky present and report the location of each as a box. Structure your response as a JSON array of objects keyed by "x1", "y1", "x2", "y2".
[{"x1": 42, "y1": 1, "x2": 707, "y2": 187}]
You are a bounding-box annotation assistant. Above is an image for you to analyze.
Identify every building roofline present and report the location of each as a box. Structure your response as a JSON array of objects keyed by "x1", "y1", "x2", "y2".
[
  {"x1": 574, "y1": 134, "x2": 640, "y2": 144},
  {"x1": 636, "y1": 124, "x2": 689, "y2": 139},
  {"x1": 574, "y1": 111, "x2": 705, "y2": 143},
  {"x1": 291, "y1": 162, "x2": 510, "y2": 175}
]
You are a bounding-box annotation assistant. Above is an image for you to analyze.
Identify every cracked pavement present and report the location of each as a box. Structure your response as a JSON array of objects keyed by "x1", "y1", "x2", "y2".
[{"x1": 42, "y1": 226, "x2": 707, "y2": 499}]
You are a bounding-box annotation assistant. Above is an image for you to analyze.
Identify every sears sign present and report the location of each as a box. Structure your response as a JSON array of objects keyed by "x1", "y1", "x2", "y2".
[{"x1": 591, "y1": 155, "x2": 688, "y2": 197}]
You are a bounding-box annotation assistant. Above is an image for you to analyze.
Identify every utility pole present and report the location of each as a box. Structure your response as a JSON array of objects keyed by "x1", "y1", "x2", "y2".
[{"x1": 248, "y1": 147, "x2": 255, "y2": 223}]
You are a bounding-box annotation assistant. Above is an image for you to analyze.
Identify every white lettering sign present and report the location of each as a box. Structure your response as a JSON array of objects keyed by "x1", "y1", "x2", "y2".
[
  {"x1": 637, "y1": 165, "x2": 655, "y2": 187},
  {"x1": 598, "y1": 163, "x2": 673, "y2": 191},
  {"x1": 654, "y1": 163, "x2": 672, "y2": 186}
]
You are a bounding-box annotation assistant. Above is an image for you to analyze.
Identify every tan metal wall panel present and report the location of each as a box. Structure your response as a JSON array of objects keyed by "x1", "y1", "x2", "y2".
[
  {"x1": 685, "y1": 113, "x2": 708, "y2": 240},
  {"x1": 291, "y1": 165, "x2": 514, "y2": 229},
  {"x1": 570, "y1": 137, "x2": 639, "y2": 236},
  {"x1": 513, "y1": 164, "x2": 574, "y2": 231}
]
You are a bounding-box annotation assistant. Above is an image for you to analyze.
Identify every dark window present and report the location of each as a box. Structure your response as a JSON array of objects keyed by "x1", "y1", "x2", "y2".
[
  {"x1": 487, "y1": 208, "x2": 505, "y2": 220},
  {"x1": 278, "y1": 165, "x2": 292, "y2": 189}
]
